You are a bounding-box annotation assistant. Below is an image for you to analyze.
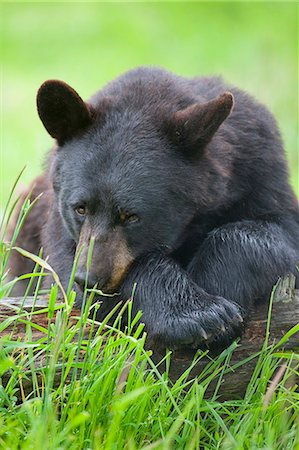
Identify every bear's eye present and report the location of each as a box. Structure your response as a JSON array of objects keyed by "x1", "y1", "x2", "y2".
[
  {"x1": 75, "y1": 205, "x2": 86, "y2": 216},
  {"x1": 119, "y1": 211, "x2": 140, "y2": 225},
  {"x1": 126, "y1": 214, "x2": 140, "y2": 224}
]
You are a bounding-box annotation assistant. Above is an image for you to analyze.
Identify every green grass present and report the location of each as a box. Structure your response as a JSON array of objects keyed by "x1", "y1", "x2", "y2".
[
  {"x1": 1, "y1": 2, "x2": 298, "y2": 207},
  {"x1": 0, "y1": 177, "x2": 299, "y2": 449},
  {"x1": 1, "y1": 305, "x2": 298, "y2": 450}
]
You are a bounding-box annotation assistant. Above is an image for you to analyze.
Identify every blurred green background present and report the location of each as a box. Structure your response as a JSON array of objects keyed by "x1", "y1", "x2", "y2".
[{"x1": 1, "y1": 2, "x2": 298, "y2": 207}]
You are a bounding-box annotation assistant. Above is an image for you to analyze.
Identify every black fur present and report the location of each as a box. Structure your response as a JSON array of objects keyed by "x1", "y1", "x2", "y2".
[{"x1": 8, "y1": 67, "x2": 299, "y2": 350}]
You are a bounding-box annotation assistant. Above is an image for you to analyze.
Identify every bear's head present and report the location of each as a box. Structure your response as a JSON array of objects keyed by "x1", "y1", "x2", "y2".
[{"x1": 37, "y1": 77, "x2": 233, "y2": 292}]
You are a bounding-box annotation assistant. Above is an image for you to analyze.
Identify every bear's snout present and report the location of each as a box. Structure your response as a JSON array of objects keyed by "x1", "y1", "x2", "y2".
[
  {"x1": 74, "y1": 271, "x2": 107, "y2": 291},
  {"x1": 74, "y1": 227, "x2": 134, "y2": 293}
]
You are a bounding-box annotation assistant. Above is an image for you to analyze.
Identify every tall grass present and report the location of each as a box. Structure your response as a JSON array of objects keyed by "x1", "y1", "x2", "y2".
[{"x1": 0, "y1": 184, "x2": 298, "y2": 450}]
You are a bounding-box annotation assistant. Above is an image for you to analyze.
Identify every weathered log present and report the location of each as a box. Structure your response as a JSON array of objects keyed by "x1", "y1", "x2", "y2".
[
  {"x1": 153, "y1": 277, "x2": 299, "y2": 397},
  {"x1": 1, "y1": 280, "x2": 298, "y2": 399},
  {"x1": 154, "y1": 288, "x2": 299, "y2": 398}
]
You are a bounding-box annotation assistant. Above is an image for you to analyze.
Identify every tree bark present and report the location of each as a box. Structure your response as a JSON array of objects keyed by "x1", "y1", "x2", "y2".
[{"x1": 1, "y1": 278, "x2": 298, "y2": 399}]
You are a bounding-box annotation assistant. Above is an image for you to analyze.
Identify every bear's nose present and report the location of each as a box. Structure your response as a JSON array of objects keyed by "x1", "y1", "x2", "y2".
[{"x1": 74, "y1": 271, "x2": 99, "y2": 290}]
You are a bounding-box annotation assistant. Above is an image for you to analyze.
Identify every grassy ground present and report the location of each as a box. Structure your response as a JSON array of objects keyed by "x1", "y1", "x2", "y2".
[
  {"x1": 0, "y1": 191, "x2": 298, "y2": 449},
  {"x1": 1, "y1": 2, "x2": 298, "y2": 206}
]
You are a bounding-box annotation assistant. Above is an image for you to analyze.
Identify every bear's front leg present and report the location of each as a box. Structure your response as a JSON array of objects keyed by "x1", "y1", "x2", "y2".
[
  {"x1": 119, "y1": 252, "x2": 244, "y2": 350},
  {"x1": 187, "y1": 220, "x2": 298, "y2": 310},
  {"x1": 119, "y1": 219, "x2": 298, "y2": 350}
]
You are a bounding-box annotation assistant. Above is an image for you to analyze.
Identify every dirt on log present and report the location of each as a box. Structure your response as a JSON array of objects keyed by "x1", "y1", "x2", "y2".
[{"x1": 0, "y1": 278, "x2": 298, "y2": 399}]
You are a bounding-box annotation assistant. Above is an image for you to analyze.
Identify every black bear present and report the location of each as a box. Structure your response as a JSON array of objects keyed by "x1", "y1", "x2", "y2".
[{"x1": 7, "y1": 67, "x2": 299, "y2": 349}]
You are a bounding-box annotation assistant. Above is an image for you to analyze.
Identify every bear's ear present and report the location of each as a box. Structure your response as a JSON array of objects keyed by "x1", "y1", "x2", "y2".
[
  {"x1": 37, "y1": 80, "x2": 93, "y2": 145},
  {"x1": 170, "y1": 92, "x2": 234, "y2": 153}
]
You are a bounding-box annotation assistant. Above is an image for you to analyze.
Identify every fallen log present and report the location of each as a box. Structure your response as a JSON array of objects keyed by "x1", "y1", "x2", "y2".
[
  {"x1": 0, "y1": 279, "x2": 298, "y2": 399},
  {"x1": 153, "y1": 282, "x2": 299, "y2": 398}
]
